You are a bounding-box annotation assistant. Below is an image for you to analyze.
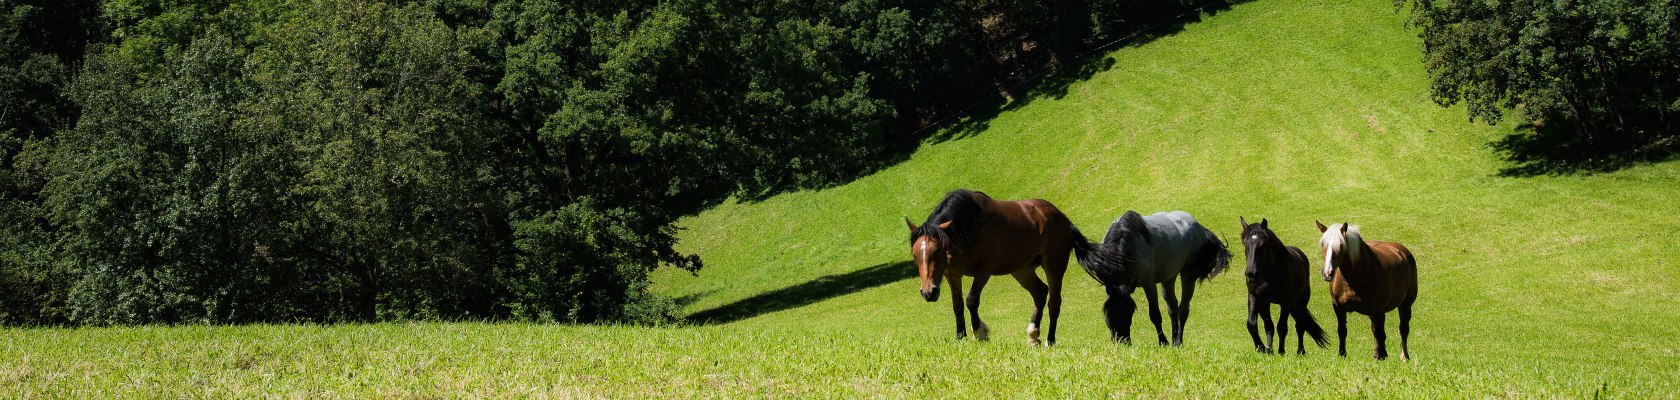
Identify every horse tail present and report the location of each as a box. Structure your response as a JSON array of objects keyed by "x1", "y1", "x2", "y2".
[
  {"x1": 1295, "y1": 306, "x2": 1330, "y2": 348},
  {"x1": 1070, "y1": 226, "x2": 1131, "y2": 286},
  {"x1": 1182, "y1": 226, "x2": 1231, "y2": 282}
]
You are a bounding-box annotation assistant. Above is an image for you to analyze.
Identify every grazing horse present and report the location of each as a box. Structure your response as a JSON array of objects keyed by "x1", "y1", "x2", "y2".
[
  {"x1": 1079, "y1": 211, "x2": 1230, "y2": 346},
  {"x1": 1239, "y1": 217, "x2": 1328, "y2": 354},
  {"x1": 905, "y1": 189, "x2": 1116, "y2": 346},
  {"x1": 1317, "y1": 221, "x2": 1418, "y2": 360}
]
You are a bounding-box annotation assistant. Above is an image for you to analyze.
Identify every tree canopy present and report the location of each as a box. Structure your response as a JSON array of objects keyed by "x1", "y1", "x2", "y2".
[
  {"x1": 2, "y1": 0, "x2": 1218, "y2": 325},
  {"x1": 1404, "y1": 0, "x2": 1679, "y2": 172}
]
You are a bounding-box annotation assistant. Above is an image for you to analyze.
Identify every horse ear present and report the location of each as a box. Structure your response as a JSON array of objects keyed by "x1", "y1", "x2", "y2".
[
  {"x1": 904, "y1": 217, "x2": 917, "y2": 232},
  {"x1": 1260, "y1": 218, "x2": 1268, "y2": 229},
  {"x1": 937, "y1": 220, "x2": 952, "y2": 230},
  {"x1": 1340, "y1": 222, "x2": 1348, "y2": 234},
  {"x1": 1239, "y1": 216, "x2": 1248, "y2": 228},
  {"x1": 1316, "y1": 220, "x2": 1328, "y2": 233}
]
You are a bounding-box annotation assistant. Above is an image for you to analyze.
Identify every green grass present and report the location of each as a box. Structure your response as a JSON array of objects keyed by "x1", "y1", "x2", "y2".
[{"x1": 7, "y1": 0, "x2": 1680, "y2": 396}]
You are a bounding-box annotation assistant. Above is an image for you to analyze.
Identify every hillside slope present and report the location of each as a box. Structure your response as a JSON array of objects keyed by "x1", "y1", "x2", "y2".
[
  {"x1": 658, "y1": 0, "x2": 1680, "y2": 394},
  {"x1": 7, "y1": 0, "x2": 1677, "y2": 397}
]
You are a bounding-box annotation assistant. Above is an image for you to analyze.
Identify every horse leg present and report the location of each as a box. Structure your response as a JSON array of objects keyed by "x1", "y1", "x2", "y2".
[
  {"x1": 1399, "y1": 295, "x2": 1415, "y2": 361},
  {"x1": 1370, "y1": 312, "x2": 1388, "y2": 360},
  {"x1": 967, "y1": 275, "x2": 991, "y2": 341},
  {"x1": 1246, "y1": 296, "x2": 1267, "y2": 352},
  {"x1": 1293, "y1": 305, "x2": 1309, "y2": 355},
  {"x1": 1275, "y1": 305, "x2": 1290, "y2": 356},
  {"x1": 1011, "y1": 270, "x2": 1049, "y2": 346},
  {"x1": 1259, "y1": 304, "x2": 1275, "y2": 353},
  {"x1": 947, "y1": 273, "x2": 966, "y2": 340},
  {"x1": 1103, "y1": 285, "x2": 1136, "y2": 344},
  {"x1": 1175, "y1": 278, "x2": 1197, "y2": 346},
  {"x1": 1335, "y1": 308, "x2": 1348, "y2": 357},
  {"x1": 1045, "y1": 262, "x2": 1066, "y2": 346},
  {"x1": 1143, "y1": 284, "x2": 1168, "y2": 346}
]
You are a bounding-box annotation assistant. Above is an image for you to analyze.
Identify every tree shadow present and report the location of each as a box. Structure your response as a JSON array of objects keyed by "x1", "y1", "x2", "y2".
[
  {"x1": 732, "y1": 1, "x2": 1253, "y2": 203},
  {"x1": 926, "y1": 0, "x2": 1250, "y2": 144},
  {"x1": 684, "y1": 260, "x2": 914, "y2": 324},
  {"x1": 1491, "y1": 120, "x2": 1680, "y2": 177}
]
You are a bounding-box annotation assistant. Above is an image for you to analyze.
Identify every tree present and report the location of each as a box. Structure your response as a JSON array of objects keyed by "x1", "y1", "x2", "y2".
[
  {"x1": 1404, "y1": 0, "x2": 1680, "y2": 170},
  {"x1": 0, "y1": 0, "x2": 101, "y2": 326},
  {"x1": 245, "y1": 0, "x2": 511, "y2": 321}
]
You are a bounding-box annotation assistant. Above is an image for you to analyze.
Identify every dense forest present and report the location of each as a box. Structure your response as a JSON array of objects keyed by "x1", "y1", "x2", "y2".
[{"x1": 2, "y1": 0, "x2": 1674, "y2": 326}]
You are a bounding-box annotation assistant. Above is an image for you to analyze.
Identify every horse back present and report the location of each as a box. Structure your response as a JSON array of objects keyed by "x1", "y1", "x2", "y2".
[
  {"x1": 1284, "y1": 245, "x2": 1312, "y2": 297},
  {"x1": 967, "y1": 198, "x2": 1069, "y2": 275},
  {"x1": 1369, "y1": 241, "x2": 1418, "y2": 297},
  {"x1": 1248, "y1": 245, "x2": 1311, "y2": 303},
  {"x1": 1331, "y1": 240, "x2": 1417, "y2": 313},
  {"x1": 1132, "y1": 211, "x2": 1209, "y2": 285}
]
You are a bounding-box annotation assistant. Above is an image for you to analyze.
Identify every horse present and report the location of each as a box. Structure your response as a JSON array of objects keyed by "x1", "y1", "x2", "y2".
[
  {"x1": 905, "y1": 189, "x2": 1118, "y2": 346},
  {"x1": 1239, "y1": 217, "x2": 1328, "y2": 354},
  {"x1": 1078, "y1": 210, "x2": 1230, "y2": 346},
  {"x1": 1317, "y1": 221, "x2": 1418, "y2": 360}
]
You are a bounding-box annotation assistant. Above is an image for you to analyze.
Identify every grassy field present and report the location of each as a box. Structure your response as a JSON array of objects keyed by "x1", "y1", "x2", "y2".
[{"x1": 7, "y1": 0, "x2": 1680, "y2": 396}]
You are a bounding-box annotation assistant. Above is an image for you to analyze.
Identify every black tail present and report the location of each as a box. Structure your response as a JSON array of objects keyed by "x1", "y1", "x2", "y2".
[
  {"x1": 1294, "y1": 306, "x2": 1330, "y2": 348},
  {"x1": 1182, "y1": 227, "x2": 1231, "y2": 282},
  {"x1": 1071, "y1": 227, "x2": 1132, "y2": 286}
]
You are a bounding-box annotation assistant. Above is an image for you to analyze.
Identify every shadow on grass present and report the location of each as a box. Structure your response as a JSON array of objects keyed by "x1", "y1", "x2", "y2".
[
  {"x1": 684, "y1": 260, "x2": 914, "y2": 324},
  {"x1": 926, "y1": 0, "x2": 1250, "y2": 144},
  {"x1": 1491, "y1": 120, "x2": 1679, "y2": 177},
  {"x1": 732, "y1": 0, "x2": 1252, "y2": 203}
]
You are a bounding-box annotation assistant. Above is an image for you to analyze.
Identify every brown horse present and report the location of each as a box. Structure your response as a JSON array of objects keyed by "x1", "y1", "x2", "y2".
[
  {"x1": 905, "y1": 189, "x2": 1114, "y2": 346},
  {"x1": 1317, "y1": 221, "x2": 1418, "y2": 360}
]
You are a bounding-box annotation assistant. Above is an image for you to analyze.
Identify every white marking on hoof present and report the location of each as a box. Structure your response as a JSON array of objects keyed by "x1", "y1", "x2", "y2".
[{"x1": 1027, "y1": 323, "x2": 1041, "y2": 346}]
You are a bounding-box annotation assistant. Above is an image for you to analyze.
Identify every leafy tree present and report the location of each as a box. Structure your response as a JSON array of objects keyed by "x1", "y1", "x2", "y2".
[
  {"x1": 48, "y1": 29, "x2": 289, "y2": 324},
  {"x1": 12, "y1": 0, "x2": 1231, "y2": 326},
  {"x1": 244, "y1": 0, "x2": 510, "y2": 321},
  {"x1": 0, "y1": 0, "x2": 101, "y2": 325},
  {"x1": 1405, "y1": 0, "x2": 1680, "y2": 169}
]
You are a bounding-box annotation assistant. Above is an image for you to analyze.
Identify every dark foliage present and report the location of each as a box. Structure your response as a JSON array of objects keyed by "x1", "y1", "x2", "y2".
[
  {"x1": 1404, "y1": 0, "x2": 1680, "y2": 174},
  {"x1": 2, "y1": 0, "x2": 1260, "y2": 326}
]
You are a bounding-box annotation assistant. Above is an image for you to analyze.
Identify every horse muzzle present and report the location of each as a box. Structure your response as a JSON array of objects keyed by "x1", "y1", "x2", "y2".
[{"x1": 920, "y1": 287, "x2": 939, "y2": 302}]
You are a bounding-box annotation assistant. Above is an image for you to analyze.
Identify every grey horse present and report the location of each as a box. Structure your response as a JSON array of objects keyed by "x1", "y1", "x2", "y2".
[{"x1": 1078, "y1": 211, "x2": 1230, "y2": 346}]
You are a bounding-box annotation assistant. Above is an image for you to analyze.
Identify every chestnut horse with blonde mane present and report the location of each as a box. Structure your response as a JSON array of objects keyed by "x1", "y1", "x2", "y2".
[
  {"x1": 905, "y1": 189, "x2": 1117, "y2": 346},
  {"x1": 1317, "y1": 221, "x2": 1418, "y2": 360}
]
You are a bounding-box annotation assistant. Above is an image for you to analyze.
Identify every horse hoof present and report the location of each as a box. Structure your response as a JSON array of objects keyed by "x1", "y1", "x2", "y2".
[
  {"x1": 1027, "y1": 323, "x2": 1040, "y2": 343},
  {"x1": 976, "y1": 324, "x2": 991, "y2": 342}
]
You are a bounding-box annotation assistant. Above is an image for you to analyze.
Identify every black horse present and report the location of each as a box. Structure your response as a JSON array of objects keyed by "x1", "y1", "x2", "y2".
[{"x1": 1239, "y1": 217, "x2": 1327, "y2": 354}]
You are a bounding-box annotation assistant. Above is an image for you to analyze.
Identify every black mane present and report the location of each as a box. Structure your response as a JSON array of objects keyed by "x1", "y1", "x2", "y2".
[
  {"x1": 910, "y1": 189, "x2": 987, "y2": 249},
  {"x1": 1100, "y1": 211, "x2": 1152, "y2": 270}
]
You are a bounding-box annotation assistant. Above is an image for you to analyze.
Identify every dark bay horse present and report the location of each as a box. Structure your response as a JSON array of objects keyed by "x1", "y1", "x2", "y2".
[
  {"x1": 1239, "y1": 217, "x2": 1327, "y2": 354},
  {"x1": 1317, "y1": 221, "x2": 1418, "y2": 360},
  {"x1": 905, "y1": 189, "x2": 1116, "y2": 346},
  {"x1": 1079, "y1": 211, "x2": 1230, "y2": 346}
]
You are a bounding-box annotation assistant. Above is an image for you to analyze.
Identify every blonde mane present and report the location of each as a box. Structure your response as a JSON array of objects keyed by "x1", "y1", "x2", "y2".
[{"x1": 1320, "y1": 223, "x2": 1364, "y2": 266}]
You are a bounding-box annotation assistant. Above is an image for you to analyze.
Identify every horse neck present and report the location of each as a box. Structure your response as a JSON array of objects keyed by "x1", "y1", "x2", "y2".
[
  {"x1": 1339, "y1": 239, "x2": 1379, "y2": 279},
  {"x1": 1261, "y1": 239, "x2": 1298, "y2": 276}
]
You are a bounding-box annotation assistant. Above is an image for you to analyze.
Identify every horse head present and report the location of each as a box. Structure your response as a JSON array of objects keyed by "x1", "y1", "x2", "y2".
[
  {"x1": 1316, "y1": 221, "x2": 1357, "y2": 282},
  {"x1": 906, "y1": 217, "x2": 954, "y2": 302},
  {"x1": 1239, "y1": 217, "x2": 1274, "y2": 273}
]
